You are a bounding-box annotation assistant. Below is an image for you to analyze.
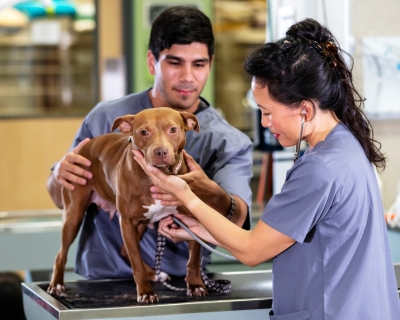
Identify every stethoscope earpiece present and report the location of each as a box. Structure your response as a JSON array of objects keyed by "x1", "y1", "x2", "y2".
[{"x1": 294, "y1": 110, "x2": 306, "y2": 163}]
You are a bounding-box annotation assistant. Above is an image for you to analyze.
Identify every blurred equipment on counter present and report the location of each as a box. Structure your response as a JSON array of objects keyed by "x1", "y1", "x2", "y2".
[
  {"x1": 214, "y1": 0, "x2": 267, "y2": 135},
  {"x1": 362, "y1": 37, "x2": 400, "y2": 119},
  {"x1": 386, "y1": 181, "x2": 400, "y2": 229}
]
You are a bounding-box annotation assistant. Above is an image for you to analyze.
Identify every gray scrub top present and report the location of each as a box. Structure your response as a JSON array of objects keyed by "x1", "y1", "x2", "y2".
[
  {"x1": 262, "y1": 123, "x2": 400, "y2": 319},
  {"x1": 66, "y1": 89, "x2": 253, "y2": 279}
]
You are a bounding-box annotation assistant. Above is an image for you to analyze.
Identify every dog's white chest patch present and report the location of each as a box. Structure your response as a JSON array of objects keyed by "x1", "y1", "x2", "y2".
[{"x1": 143, "y1": 200, "x2": 178, "y2": 223}]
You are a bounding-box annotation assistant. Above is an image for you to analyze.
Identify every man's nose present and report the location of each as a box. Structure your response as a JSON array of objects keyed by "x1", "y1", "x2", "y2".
[{"x1": 179, "y1": 65, "x2": 194, "y2": 82}]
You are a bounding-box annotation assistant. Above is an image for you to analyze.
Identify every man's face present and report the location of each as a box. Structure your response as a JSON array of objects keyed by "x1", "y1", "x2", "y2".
[{"x1": 147, "y1": 42, "x2": 212, "y2": 113}]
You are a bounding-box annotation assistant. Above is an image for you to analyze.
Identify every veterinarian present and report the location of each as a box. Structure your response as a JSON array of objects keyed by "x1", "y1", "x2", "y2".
[
  {"x1": 46, "y1": 6, "x2": 253, "y2": 280},
  {"x1": 134, "y1": 19, "x2": 400, "y2": 319}
]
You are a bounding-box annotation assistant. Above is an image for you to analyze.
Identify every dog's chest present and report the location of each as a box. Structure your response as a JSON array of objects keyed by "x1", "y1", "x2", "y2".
[{"x1": 143, "y1": 200, "x2": 178, "y2": 223}]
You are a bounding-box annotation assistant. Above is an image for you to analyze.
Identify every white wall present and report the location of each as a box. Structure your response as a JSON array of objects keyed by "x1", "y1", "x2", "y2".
[{"x1": 267, "y1": 0, "x2": 400, "y2": 210}]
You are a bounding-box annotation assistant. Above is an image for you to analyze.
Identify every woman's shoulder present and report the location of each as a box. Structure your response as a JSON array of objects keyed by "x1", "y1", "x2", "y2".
[{"x1": 293, "y1": 124, "x2": 373, "y2": 189}]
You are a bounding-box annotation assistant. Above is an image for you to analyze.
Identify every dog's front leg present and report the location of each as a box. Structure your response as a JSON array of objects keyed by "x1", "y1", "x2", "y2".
[
  {"x1": 186, "y1": 240, "x2": 207, "y2": 296},
  {"x1": 120, "y1": 224, "x2": 170, "y2": 282},
  {"x1": 119, "y1": 213, "x2": 158, "y2": 303}
]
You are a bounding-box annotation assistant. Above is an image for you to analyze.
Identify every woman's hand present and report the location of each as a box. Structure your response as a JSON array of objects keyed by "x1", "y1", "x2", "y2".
[
  {"x1": 149, "y1": 185, "x2": 183, "y2": 207},
  {"x1": 158, "y1": 213, "x2": 220, "y2": 246},
  {"x1": 159, "y1": 213, "x2": 221, "y2": 246},
  {"x1": 158, "y1": 214, "x2": 196, "y2": 242},
  {"x1": 132, "y1": 149, "x2": 190, "y2": 201},
  {"x1": 147, "y1": 150, "x2": 208, "y2": 206}
]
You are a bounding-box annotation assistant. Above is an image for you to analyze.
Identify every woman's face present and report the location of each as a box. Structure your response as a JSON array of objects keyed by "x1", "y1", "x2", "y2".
[{"x1": 251, "y1": 80, "x2": 304, "y2": 148}]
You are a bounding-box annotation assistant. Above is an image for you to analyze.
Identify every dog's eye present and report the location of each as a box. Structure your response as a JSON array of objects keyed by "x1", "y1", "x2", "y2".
[
  {"x1": 170, "y1": 127, "x2": 177, "y2": 133},
  {"x1": 140, "y1": 130, "x2": 148, "y2": 136}
]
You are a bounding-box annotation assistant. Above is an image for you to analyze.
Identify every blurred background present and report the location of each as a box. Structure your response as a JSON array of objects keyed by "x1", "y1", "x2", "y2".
[{"x1": 0, "y1": 0, "x2": 399, "y2": 283}]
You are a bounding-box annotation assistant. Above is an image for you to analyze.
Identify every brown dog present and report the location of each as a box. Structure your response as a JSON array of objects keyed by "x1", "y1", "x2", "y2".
[{"x1": 47, "y1": 107, "x2": 206, "y2": 303}]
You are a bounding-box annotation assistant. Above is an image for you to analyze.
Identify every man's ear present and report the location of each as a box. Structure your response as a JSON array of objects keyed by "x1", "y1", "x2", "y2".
[
  {"x1": 147, "y1": 50, "x2": 156, "y2": 76},
  {"x1": 110, "y1": 114, "x2": 136, "y2": 134},
  {"x1": 180, "y1": 112, "x2": 200, "y2": 133}
]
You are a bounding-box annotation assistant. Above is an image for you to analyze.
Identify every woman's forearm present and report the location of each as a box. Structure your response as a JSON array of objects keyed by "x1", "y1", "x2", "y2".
[{"x1": 179, "y1": 189, "x2": 251, "y2": 258}]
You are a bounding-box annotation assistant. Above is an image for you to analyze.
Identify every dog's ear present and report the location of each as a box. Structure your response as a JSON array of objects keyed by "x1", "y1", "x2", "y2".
[
  {"x1": 180, "y1": 112, "x2": 200, "y2": 133},
  {"x1": 111, "y1": 114, "x2": 136, "y2": 134}
]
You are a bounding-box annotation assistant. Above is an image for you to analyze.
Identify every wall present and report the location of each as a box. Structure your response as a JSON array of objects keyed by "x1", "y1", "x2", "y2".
[
  {"x1": 352, "y1": 0, "x2": 400, "y2": 210},
  {"x1": 0, "y1": 118, "x2": 83, "y2": 211},
  {"x1": 0, "y1": 0, "x2": 123, "y2": 212}
]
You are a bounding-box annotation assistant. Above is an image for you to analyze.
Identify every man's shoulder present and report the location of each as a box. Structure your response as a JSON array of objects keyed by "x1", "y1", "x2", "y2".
[
  {"x1": 196, "y1": 105, "x2": 252, "y2": 145},
  {"x1": 79, "y1": 90, "x2": 151, "y2": 136}
]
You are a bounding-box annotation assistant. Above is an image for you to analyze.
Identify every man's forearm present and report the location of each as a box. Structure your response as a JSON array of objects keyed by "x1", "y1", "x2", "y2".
[
  {"x1": 200, "y1": 181, "x2": 248, "y2": 228},
  {"x1": 46, "y1": 173, "x2": 64, "y2": 209},
  {"x1": 229, "y1": 195, "x2": 248, "y2": 228}
]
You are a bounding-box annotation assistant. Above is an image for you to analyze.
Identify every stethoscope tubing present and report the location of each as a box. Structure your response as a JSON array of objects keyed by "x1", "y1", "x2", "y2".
[{"x1": 172, "y1": 216, "x2": 238, "y2": 261}]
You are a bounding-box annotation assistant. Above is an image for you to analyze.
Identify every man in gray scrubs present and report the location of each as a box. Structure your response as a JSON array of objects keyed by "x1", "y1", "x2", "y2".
[{"x1": 46, "y1": 6, "x2": 253, "y2": 279}]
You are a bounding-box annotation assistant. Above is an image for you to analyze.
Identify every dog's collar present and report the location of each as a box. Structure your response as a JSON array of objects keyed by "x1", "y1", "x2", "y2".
[
  {"x1": 128, "y1": 135, "x2": 140, "y2": 150},
  {"x1": 173, "y1": 155, "x2": 183, "y2": 175}
]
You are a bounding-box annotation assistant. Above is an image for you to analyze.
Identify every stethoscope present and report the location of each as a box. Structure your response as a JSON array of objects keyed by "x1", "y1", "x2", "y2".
[{"x1": 293, "y1": 109, "x2": 306, "y2": 163}]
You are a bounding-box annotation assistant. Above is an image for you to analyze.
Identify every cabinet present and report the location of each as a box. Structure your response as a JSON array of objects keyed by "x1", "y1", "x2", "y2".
[
  {"x1": 214, "y1": 0, "x2": 267, "y2": 134},
  {"x1": 0, "y1": 17, "x2": 96, "y2": 117}
]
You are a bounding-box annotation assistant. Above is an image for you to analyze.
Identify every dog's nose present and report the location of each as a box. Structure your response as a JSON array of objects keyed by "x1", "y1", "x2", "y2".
[{"x1": 155, "y1": 148, "x2": 168, "y2": 159}]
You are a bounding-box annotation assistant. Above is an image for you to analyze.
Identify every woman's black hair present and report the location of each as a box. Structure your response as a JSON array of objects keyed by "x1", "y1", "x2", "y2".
[
  {"x1": 148, "y1": 6, "x2": 214, "y2": 60},
  {"x1": 243, "y1": 18, "x2": 386, "y2": 170}
]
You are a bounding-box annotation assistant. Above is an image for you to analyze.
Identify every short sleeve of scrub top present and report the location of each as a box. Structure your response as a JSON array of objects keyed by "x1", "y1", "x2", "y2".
[{"x1": 261, "y1": 154, "x2": 338, "y2": 243}]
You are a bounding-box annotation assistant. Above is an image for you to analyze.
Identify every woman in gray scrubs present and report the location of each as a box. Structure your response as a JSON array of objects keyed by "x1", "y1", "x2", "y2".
[{"x1": 134, "y1": 18, "x2": 400, "y2": 319}]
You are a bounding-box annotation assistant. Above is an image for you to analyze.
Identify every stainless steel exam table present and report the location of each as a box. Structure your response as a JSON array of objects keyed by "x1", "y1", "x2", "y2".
[
  {"x1": 22, "y1": 270, "x2": 273, "y2": 320},
  {"x1": 21, "y1": 264, "x2": 400, "y2": 320}
]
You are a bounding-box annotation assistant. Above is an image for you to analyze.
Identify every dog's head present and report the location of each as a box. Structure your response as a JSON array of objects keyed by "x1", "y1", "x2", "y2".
[{"x1": 111, "y1": 107, "x2": 199, "y2": 172}]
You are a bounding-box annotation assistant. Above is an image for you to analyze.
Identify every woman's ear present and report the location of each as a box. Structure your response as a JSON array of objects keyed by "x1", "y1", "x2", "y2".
[{"x1": 301, "y1": 100, "x2": 314, "y2": 122}]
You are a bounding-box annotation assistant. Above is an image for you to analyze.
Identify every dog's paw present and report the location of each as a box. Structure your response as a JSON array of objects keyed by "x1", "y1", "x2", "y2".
[
  {"x1": 137, "y1": 292, "x2": 159, "y2": 303},
  {"x1": 47, "y1": 283, "x2": 66, "y2": 296},
  {"x1": 187, "y1": 285, "x2": 207, "y2": 297}
]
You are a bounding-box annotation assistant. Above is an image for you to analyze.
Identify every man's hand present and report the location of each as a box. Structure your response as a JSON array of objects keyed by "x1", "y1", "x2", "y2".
[
  {"x1": 178, "y1": 151, "x2": 233, "y2": 215},
  {"x1": 53, "y1": 138, "x2": 93, "y2": 191},
  {"x1": 179, "y1": 151, "x2": 214, "y2": 199}
]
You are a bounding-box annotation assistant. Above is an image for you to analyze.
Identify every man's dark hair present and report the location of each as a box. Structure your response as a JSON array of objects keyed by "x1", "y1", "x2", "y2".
[{"x1": 148, "y1": 6, "x2": 214, "y2": 60}]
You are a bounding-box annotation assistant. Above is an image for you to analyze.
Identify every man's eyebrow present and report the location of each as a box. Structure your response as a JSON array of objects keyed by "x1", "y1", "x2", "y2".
[{"x1": 165, "y1": 55, "x2": 209, "y2": 63}]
